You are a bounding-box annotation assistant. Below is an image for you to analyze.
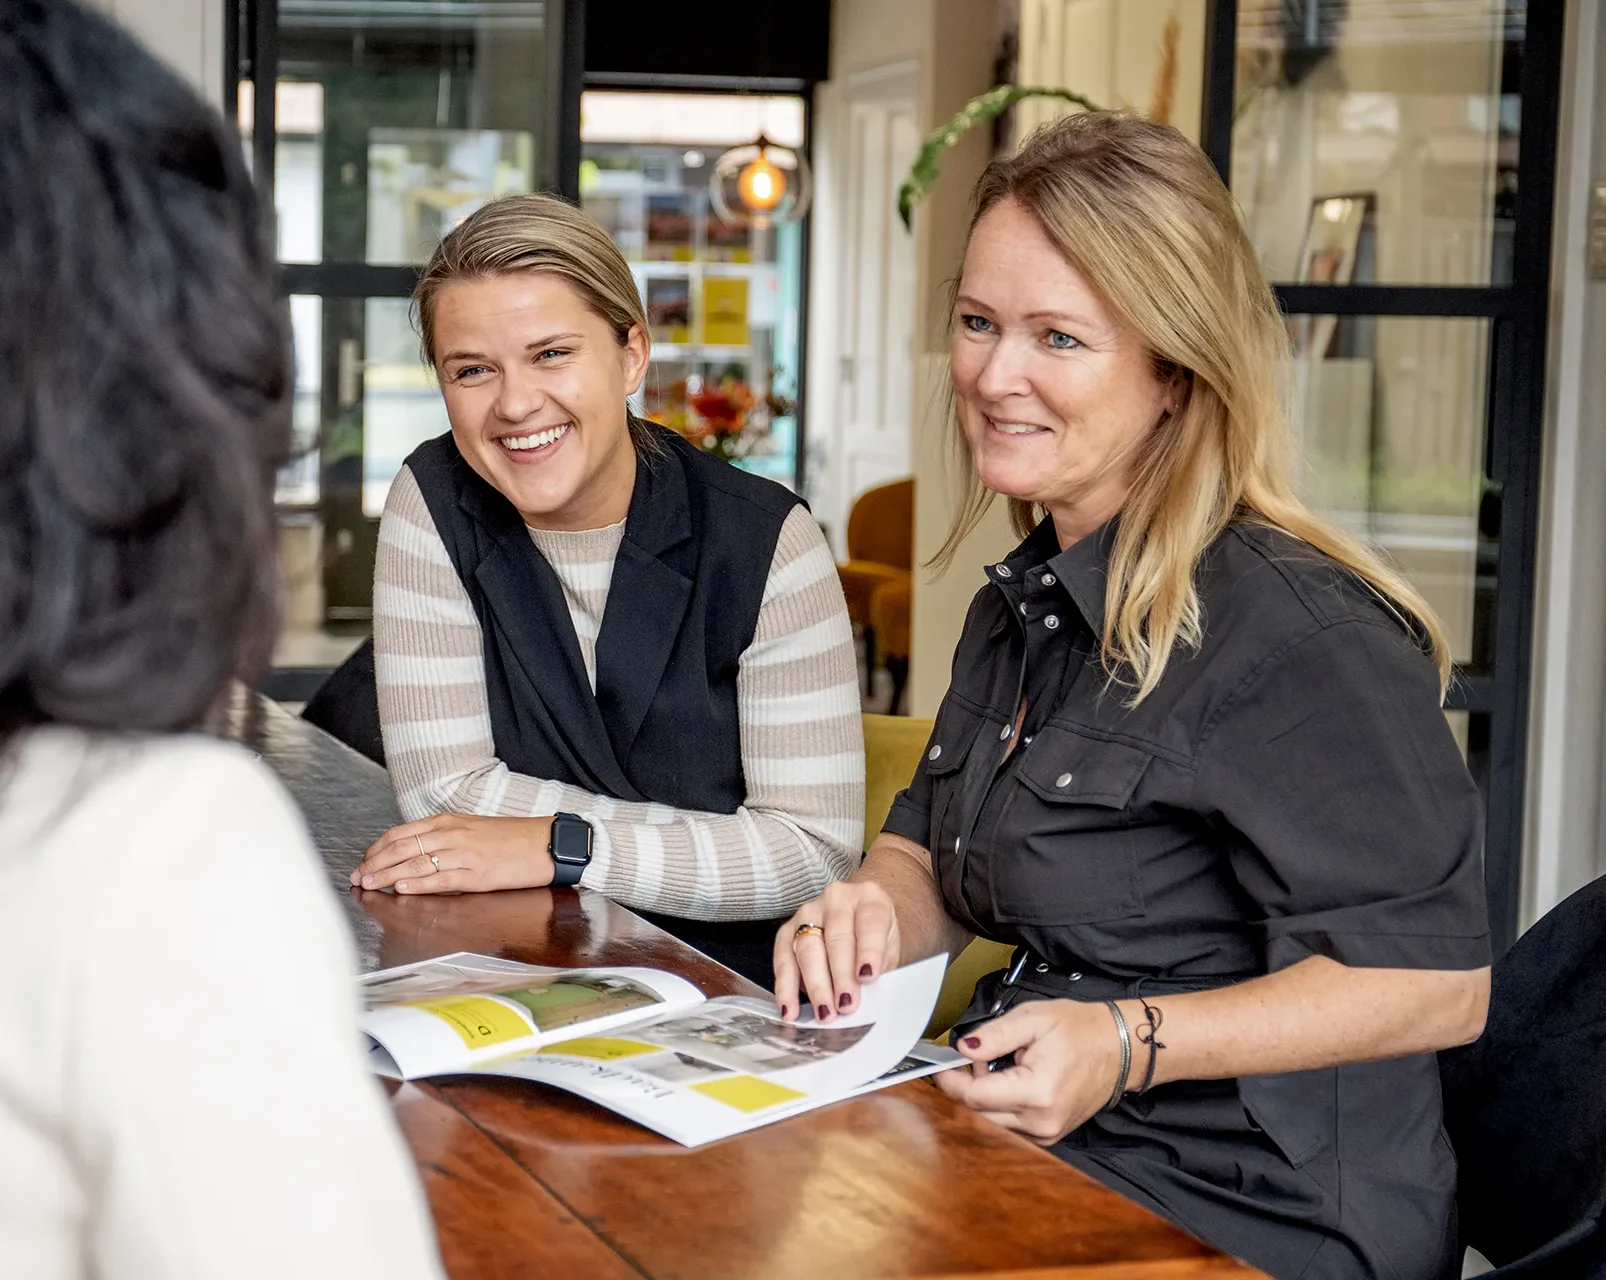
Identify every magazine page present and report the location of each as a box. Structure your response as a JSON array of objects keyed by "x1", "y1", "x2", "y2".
[
  {"x1": 474, "y1": 954, "x2": 963, "y2": 1146},
  {"x1": 359, "y1": 952, "x2": 705, "y2": 1079}
]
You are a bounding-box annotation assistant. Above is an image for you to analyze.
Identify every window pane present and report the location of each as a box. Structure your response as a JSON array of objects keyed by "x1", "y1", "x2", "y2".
[
  {"x1": 1232, "y1": 1, "x2": 1522, "y2": 285},
  {"x1": 253, "y1": 0, "x2": 568, "y2": 266},
  {"x1": 580, "y1": 105, "x2": 807, "y2": 490},
  {"x1": 275, "y1": 295, "x2": 447, "y2": 661},
  {"x1": 1289, "y1": 315, "x2": 1495, "y2": 671}
]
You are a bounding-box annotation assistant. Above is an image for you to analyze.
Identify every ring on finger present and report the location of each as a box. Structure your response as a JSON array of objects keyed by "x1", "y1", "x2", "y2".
[
  {"x1": 793, "y1": 922, "x2": 825, "y2": 942},
  {"x1": 429, "y1": 854, "x2": 440, "y2": 872}
]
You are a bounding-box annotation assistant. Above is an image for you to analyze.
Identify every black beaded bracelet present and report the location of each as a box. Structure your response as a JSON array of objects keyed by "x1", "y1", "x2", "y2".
[
  {"x1": 1134, "y1": 996, "x2": 1167, "y2": 1094},
  {"x1": 1102, "y1": 1000, "x2": 1132, "y2": 1112}
]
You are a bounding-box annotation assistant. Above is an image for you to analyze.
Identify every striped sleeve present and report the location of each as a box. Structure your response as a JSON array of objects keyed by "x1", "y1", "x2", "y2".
[{"x1": 373, "y1": 466, "x2": 865, "y2": 921}]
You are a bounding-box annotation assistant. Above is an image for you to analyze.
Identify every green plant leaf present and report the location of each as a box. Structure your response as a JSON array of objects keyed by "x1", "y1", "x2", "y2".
[{"x1": 897, "y1": 85, "x2": 1102, "y2": 231}]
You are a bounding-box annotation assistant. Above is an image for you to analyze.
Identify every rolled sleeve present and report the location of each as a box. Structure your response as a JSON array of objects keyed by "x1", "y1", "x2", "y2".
[
  {"x1": 881, "y1": 749, "x2": 935, "y2": 847},
  {"x1": 1194, "y1": 619, "x2": 1491, "y2": 972}
]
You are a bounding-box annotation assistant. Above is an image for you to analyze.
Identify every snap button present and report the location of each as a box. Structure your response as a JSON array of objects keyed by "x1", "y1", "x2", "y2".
[
  {"x1": 1020, "y1": 602, "x2": 1030, "y2": 615},
  {"x1": 1041, "y1": 573, "x2": 1057, "y2": 586},
  {"x1": 1023, "y1": 734, "x2": 1033, "y2": 745},
  {"x1": 1068, "y1": 971, "x2": 1083, "y2": 981},
  {"x1": 1044, "y1": 614, "x2": 1061, "y2": 630},
  {"x1": 954, "y1": 836, "x2": 962, "y2": 853},
  {"x1": 927, "y1": 744, "x2": 942, "y2": 762},
  {"x1": 995, "y1": 563, "x2": 1013, "y2": 578},
  {"x1": 1055, "y1": 772, "x2": 1073, "y2": 788},
  {"x1": 998, "y1": 725, "x2": 1012, "y2": 741},
  {"x1": 1035, "y1": 962, "x2": 1050, "y2": 974}
]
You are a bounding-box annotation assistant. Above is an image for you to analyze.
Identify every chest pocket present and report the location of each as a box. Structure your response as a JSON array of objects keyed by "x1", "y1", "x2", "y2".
[
  {"x1": 922, "y1": 700, "x2": 990, "y2": 850},
  {"x1": 989, "y1": 723, "x2": 1150, "y2": 926}
]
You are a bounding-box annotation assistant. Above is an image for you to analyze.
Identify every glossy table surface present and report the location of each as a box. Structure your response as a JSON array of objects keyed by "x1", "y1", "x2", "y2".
[{"x1": 223, "y1": 691, "x2": 1267, "y2": 1280}]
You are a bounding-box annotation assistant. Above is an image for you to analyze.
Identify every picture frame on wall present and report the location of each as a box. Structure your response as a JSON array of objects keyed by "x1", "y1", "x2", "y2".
[{"x1": 1290, "y1": 193, "x2": 1374, "y2": 359}]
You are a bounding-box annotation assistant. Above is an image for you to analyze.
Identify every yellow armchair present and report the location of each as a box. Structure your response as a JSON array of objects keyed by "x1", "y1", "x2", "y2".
[{"x1": 861, "y1": 713, "x2": 1014, "y2": 1037}]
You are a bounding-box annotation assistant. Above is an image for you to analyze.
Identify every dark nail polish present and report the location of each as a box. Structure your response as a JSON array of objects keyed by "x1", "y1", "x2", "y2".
[
  {"x1": 778, "y1": 1004, "x2": 789, "y2": 1020},
  {"x1": 816, "y1": 1004, "x2": 830, "y2": 1020},
  {"x1": 859, "y1": 964, "x2": 873, "y2": 978},
  {"x1": 963, "y1": 1036, "x2": 982, "y2": 1049},
  {"x1": 838, "y1": 992, "x2": 852, "y2": 1010}
]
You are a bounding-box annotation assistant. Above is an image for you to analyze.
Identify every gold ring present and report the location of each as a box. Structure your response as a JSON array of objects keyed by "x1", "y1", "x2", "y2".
[
  {"x1": 414, "y1": 834, "x2": 427, "y2": 860},
  {"x1": 793, "y1": 923, "x2": 825, "y2": 941},
  {"x1": 430, "y1": 855, "x2": 440, "y2": 871}
]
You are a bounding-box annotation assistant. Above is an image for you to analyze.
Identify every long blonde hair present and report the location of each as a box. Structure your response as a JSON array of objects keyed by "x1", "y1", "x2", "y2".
[
  {"x1": 935, "y1": 111, "x2": 1450, "y2": 703},
  {"x1": 413, "y1": 193, "x2": 658, "y2": 452}
]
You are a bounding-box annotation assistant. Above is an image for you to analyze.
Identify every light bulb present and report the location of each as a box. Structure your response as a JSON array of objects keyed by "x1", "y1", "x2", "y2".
[{"x1": 738, "y1": 154, "x2": 785, "y2": 212}]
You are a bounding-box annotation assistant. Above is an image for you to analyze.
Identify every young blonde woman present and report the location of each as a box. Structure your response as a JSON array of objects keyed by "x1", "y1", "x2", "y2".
[
  {"x1": 351, "y1": 195, "x2": 863, "y2": 988},
  {"x1": 772, "y1": 113, "x2": 1490, "y2": 1280}
]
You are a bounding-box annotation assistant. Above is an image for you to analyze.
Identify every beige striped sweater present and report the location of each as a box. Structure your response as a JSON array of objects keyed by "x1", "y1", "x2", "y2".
[{"x1": 374, "y1": 464, "x2": 865, "y2": 921}]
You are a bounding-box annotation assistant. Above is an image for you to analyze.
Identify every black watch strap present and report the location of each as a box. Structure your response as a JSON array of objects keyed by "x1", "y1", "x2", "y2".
[{"x1": 548, "y1": 811, "x2": 593, "y2": 888}]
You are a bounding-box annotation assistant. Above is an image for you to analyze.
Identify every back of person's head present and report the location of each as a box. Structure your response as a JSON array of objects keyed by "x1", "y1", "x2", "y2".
[
  {"x1": 939, "y1": 111, "x2": 1449, "y2": 700},
  {"x1": 0, "y1": 0, "x2": 291, "y2": 745},
  {"x1": 413, "y1": 192, "x2": 658, "y2": 452}
]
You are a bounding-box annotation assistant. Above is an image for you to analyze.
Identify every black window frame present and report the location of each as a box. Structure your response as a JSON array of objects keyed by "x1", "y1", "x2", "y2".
[{"x1": 1201, "y1": 0, "x2": 1566, "y2": 955}]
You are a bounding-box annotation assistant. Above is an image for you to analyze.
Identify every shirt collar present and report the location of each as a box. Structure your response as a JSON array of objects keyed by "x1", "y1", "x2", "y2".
[{"x1": 989, "y1": 515, "x2": 1117, "y2": 636}]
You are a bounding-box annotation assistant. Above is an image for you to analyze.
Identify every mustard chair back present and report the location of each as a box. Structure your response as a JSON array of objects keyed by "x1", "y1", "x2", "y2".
[
  {"x1": 861, "y1": 713, "x2": 1013, "y2": 1037},
  {"x1": 846, "y1": 478, "x2": 914, "y2": 571}
]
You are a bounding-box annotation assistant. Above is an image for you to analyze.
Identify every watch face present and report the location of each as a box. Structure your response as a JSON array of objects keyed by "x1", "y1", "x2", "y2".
[{"x1": 552, "y1": 815, "x2": 592, "y2": 866}]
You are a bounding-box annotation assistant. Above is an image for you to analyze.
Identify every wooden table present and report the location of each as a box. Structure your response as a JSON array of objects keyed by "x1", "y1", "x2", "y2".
[{"x1": 224, "y1": 692, "x2": 1266, "y2": 1280}]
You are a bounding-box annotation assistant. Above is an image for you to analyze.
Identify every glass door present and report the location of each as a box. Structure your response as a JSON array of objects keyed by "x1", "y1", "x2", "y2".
[
  {"x1": 1202, "y1": 0, "x2": 1563, "y2": 952},
  {"x1": 231, "y1": 0, "x2": 581, "y2": 674}
]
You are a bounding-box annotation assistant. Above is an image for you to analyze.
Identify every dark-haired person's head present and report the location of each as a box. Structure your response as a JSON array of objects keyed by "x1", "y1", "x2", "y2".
[{"x1": 0, "y1": 0, "x2": 291, "y2": 746}]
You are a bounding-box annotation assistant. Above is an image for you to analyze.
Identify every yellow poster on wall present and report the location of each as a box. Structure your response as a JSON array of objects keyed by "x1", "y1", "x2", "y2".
[{"x1": 701, "y1": 277, "x2": 750, "y2": 347}]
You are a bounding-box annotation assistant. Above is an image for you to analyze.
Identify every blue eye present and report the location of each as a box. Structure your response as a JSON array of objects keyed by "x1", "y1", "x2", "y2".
[
  {"x1": 1047, "y1": 330, "x2": 1079, "y2": 350},
  {"x1": 451, "y1": 364, "x2": 491, "y2": 381},
  {"x1": 535, "y1": 348, "x2": 570, "y2": 361},
  {"x1": 960, "y1": 314, "x2": 994, "y2": 334}
]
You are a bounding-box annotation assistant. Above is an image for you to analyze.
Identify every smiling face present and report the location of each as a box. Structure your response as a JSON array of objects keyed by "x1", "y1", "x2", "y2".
[
  {"x1": 431, "y1": 272, "x2": 649, "y2": 531},
  {"x1": 950, "y1": 198, "x2": 1173, "y2": 547}
]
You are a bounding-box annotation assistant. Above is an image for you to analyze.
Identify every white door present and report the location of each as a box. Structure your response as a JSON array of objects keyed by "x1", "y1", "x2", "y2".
[{"x1": 806, "y1": 60, "x2": 920, "y2": 556}]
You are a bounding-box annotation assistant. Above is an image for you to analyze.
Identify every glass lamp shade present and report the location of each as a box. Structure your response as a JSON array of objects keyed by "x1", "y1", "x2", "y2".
[{"x1": 709, "y1": 137, "x2": 812, "y2": 228}]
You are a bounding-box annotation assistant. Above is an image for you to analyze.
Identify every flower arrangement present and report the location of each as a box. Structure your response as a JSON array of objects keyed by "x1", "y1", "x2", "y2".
[{"x1": 647, "y1": 373, "x2": 794, "y2": 463}]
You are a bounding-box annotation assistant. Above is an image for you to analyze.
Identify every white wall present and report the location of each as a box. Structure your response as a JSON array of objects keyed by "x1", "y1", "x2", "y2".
[
  {"x1": 810, "y1": 0, "x2": 1009, "y2": 718},
  {"x1": 1525, "y1": 0, "x2": 1606, "y2": 921},
  {"x1": 95, "y1": 0, "x2": 224, "y2": 104}
]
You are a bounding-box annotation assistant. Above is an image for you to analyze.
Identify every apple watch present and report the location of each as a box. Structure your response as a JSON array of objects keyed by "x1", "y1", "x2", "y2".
[{"x1": 547, "y1": 811, "x2": 593, "y2": 888}]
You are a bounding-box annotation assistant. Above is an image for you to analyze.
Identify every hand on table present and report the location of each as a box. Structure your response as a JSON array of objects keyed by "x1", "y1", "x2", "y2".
[
  {"x1": 934, "y1": 998, "x2": 1127, "y2": 1145},
  {"x1": 351, "y1": 814, "x2": 555, "y2": 894},
  {"x1": 771, "y1": 881, "x2": 902, "y2": 1023}
]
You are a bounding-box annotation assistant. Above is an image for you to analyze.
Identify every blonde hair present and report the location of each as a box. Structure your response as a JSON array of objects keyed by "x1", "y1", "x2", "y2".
[
  {"x1": 936, "y1": 112, "x2": 1451, "y2": 702},
  {"x1": 413, "y1": 193, "x2": 658, "y2": 451}
]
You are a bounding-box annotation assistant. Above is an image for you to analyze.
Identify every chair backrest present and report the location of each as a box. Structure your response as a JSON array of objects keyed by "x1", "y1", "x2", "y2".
[
  {"x1": 845, "y1": 479, "x2": 914, "y2": 571},
  {"x1": 1439, "y1": 872, "x2": 1606, "y2": 1275},
  {"x1": 861, "y1": 712, "x2": 933, "y2": 851},
  {"x1": 301, "y1": 636, "x2": 386, "y2": 767}
]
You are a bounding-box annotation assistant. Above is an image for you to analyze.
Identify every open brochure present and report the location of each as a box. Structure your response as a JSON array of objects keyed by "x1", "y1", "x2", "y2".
[{"x1": 360, "y1": 951, "x2": 965, "y2": 1146}]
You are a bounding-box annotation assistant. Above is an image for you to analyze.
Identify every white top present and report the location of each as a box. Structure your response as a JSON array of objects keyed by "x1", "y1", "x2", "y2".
[{"x1": 0, "y1": 728, "x2": 445, "y2": 1280}]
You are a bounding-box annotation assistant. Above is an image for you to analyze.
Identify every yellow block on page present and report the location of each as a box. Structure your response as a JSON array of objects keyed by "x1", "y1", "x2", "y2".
[
  {"x1": 418, "y1": 997, "x2": 531, "y2": 1050},
  {"x1": 691, "y1": 1075, "x2": 806, "y2": 1113},
  {"x1": 540, "y1": 1036, "x2": 660, "y2": 1061}
]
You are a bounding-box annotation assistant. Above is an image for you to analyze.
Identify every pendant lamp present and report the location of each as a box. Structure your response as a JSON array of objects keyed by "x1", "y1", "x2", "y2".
[{"x1": 709, "y1": 135, "x2": 811, "y2": 229}]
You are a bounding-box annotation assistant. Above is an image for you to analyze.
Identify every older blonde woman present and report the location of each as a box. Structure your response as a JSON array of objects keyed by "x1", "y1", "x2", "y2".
[
  {"x1": 772, "y1": 113, "x2": 1489, "y2": 1280},
  {"x1": 351, "y1": 195, "x2": 863, "y2": 989}
]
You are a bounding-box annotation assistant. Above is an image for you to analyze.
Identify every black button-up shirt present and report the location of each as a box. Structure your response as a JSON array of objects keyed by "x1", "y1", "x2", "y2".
[
  {"x1": 887, "y1": 516, "x2": 1490, "y2": 983},
  {"x1": 884, "y1": 517, "x2": 1491, "y2": 1279}
]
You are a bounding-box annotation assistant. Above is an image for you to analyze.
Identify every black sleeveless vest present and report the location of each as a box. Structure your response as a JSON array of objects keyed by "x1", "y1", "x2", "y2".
[{"x1": 404, "y1": 424, "x2": 802, "y2": 822}]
